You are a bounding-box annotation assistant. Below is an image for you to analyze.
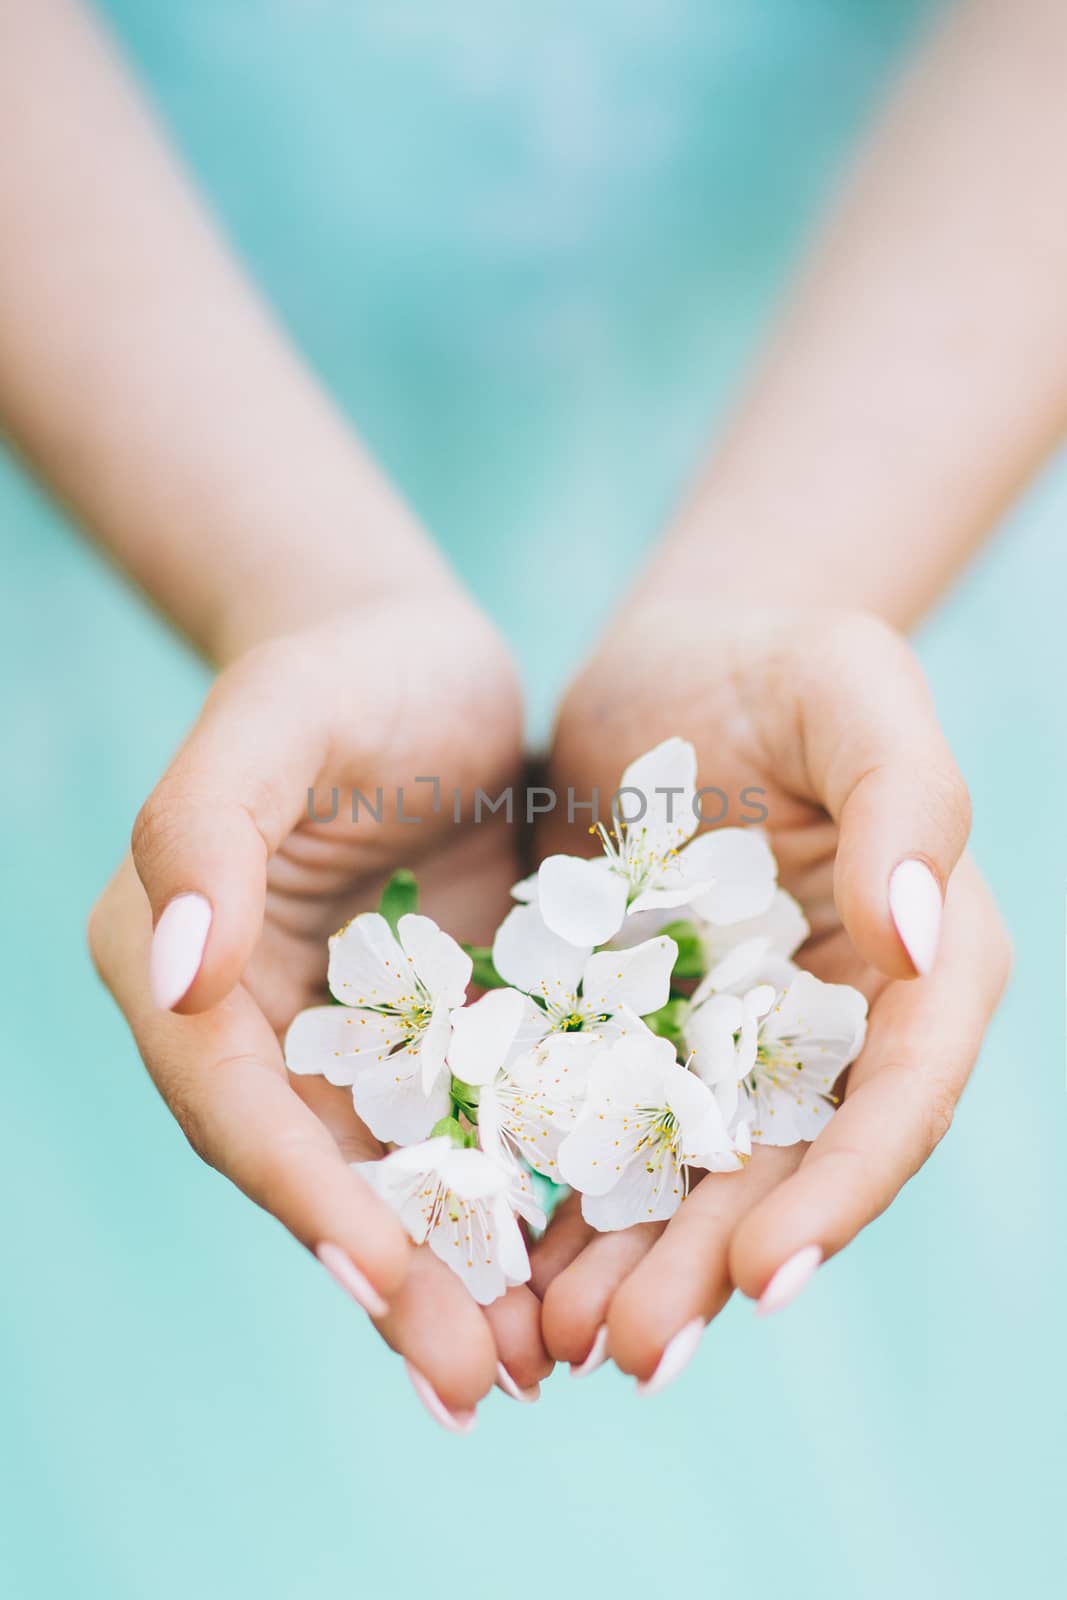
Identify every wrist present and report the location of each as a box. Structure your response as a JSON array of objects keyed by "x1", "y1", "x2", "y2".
[{"x1": 208, "y1": 510, "x2": 458, "y2": 666}]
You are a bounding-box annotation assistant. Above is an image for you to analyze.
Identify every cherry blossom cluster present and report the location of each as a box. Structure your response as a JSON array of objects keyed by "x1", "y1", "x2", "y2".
[{"x1": 285, "y1": 738, "x2": 868, "y2": 1306}]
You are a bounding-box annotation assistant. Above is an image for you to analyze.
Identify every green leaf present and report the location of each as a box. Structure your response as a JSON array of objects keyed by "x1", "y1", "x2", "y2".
[
  {"x1": 449, "y1": 1077, "x2": 481, "y2": 1120},
  {"x1": 462, "y1": 944, "x2": 508, "y2": 990},
  {"x1": 660, "y1": 919, "x2": 706, "y2": 983},
  {"x1": 429, "y1": 1115, "x2": 468, "y2": 1147},
  {"x1": 378, "y1": 869, "x2": 419, "y2": 935},
  {"x1": 643, "y1": 995, "x2": 690, "y2": 1054}
]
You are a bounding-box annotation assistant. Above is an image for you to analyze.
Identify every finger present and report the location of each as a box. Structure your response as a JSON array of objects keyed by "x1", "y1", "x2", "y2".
[
  {"x1": 798, "y1": 614, "x2": 972, "y2": 979},
  {"x1": 375, "y1": 1246, "x2": 499, "y2": 1419},
  {"x1": 483, "y1": 1286, "x2": 554, "y2": 1398},
  {"x1": 526, "y1": 1189, "x2": 594, "y2": 1298},
  {"x1": 89, "y1": 858, "x2": 411, "y2": 1300},
  {"x1": 606, "y1": 1147, "x2": 802, "y2": 1381},
  {"x1": 292, "y1": 1068, "x2": 510, "y2": 1414},
  {"x1": 541, "y1": 1221, "x2": 665, "y2": 1367},
  {"x1": 131, "y1": 640, "x2": 330, "y2": 1014},
  {"x1": 730, "y1": 856, "x2": 1011, "y2": 1302}
]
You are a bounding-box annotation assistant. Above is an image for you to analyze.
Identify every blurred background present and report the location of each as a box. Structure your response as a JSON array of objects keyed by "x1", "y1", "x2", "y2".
[{"x1": 1, "y1": 2, "x2": 1063, "y2": 1596}]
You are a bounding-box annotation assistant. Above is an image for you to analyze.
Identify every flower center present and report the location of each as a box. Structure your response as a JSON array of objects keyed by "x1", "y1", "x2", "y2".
[
  {"x1": 632, "y1": 1105, "x2": 681, "y2": 1171},
  {"x1": 594, "y1": 819, "x2": 678, "y2": 900},
  {"x1": 750, "y1": 1038, "x2": 805, "y2": 1095},
  {"x1": 364, "y1": 984, "x2": 433, "y2": 1047},
  {"x1": 547, "y1": 995, "x2": 612, "y2": 1034}
]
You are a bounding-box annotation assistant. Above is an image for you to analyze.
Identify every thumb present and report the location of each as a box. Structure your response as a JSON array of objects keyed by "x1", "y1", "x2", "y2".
[
  {"x1": 799, "y1": 614, "x2": 971, "y2": 980},
  {"x1": 132, "y1": 644, "x2": 329, "y2": 1013}
]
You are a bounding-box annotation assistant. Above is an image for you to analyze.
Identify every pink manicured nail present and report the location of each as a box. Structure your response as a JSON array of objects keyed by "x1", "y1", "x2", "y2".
[
  {"x1": 570, "y1": 1324, "x2": 609, "y2": 1379},
  {"x1": 315, "y1": 1242, "x2": 388, "y2": 1318},
  {"x1": 150, "y1": 892, "x2": 212, "y2": 1010},
  {"x1": 636, "y1": 1318, "x2": 704, "y2": 1397},
  {"x1": 495, "y1": 1361, "x2": 540, "y2": 1403},
  {"x1": 756, "y1": 1245, "x2": 824, "y2": 1317},
  {"x1": 888, "y1": 860, "x2": 942, "y2": 977},
  {"x1": 404, "y1": 1361, "x2": 477, "y2": 1435}
]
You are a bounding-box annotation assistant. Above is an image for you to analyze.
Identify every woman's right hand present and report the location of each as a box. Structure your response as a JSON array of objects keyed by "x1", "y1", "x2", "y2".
[{"x1": 89, "y1": 587, "x2": 553, "y2": 1429}]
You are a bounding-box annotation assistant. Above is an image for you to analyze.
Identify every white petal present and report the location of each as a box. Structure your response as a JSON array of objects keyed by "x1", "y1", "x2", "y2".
[
  {"x1": 284, "y1": 1004, "x2": 401, "y2": 1086},
  {"x1": 327, "y1": 913, "x2": 410, "y2": 1007},
  {"x1": 684, "y1": 993, "x2": 744, "y2": 1087},
  {"x1": 538, "y1": 854, "x2": 629, "y2": 948},
  {"x1": 744, "y1": 972, "x2": 867, "y2": 1147},
  {"x1": 351, "y1": 1049, "x2": 451, "y2": 1145},
  {"x1": 663, "y1": 1057, "x2": 744, "y2": 1170},
  {"x1": 697, "y1": 889, "x2": 810, "y2": 995},
  {"x1": 509, "y1": 872, "x2": 538, "y2": 903},
  {"x1": 617, "y1": 737, "x2": 699, "y2": 852},
  {"x1": 581, "y1": 935, "x2": 678, "y2": 1019},
  {"x1": 447, "y1": 987, "x2": 546, "y2": 1087},
  {"x1": 492, "y1": 901, "x2": 589, "y2": 1002},
  {"x1": 414, "y1": 1152, "x2": 526, "y2": 1305},
  {"x1": 355, "y1": 1139, "x2": 456, "y2": 1243},
  {"x1": 627, "y1": 883, "x2": 704, "y2": 917},
  {"x1": 579, "y1": 1148, "x2": 685, "y2": 1230},
  {"x1": 556, "y1": 1115, "x2": 632, "y2": 1196},
  {"x1": 425, "y1": 1200, "x2": 502, "y2": 1304},
  {"x1": 684, "y1": 829, "x2": 778, "y2": 925},
  {"x1": 493, "y1": 1032, "x2": 601, "y2": 1178},
  {"x1": 419, "y1": 996, "x2": 453, "y2": 1094},
  {"x1": 397, "y1": 913, "x2": 472, "y2": 1006},
  {"x1": 605, "y1": 905, "x2": 678, "y2": 949},
  {"x1": 699, "y1": 937, "x2": 769, "y2": 996},
  {"x1": 738, "y1": 888, "x2": 810, "y2": 959},
  {"x1": 763, "y1": 970, "x2": 869, "y2": 1078},
  {"x1": 490, "y1": 1192, "x2": 534, "y2": 1284},
  {"x1": 747, "y1": 1076, "x2": 836, "y2": 1147},
  {"x1": 434, "y1": 1144, "x2": 511, "y2": 1201},
  {"x1": 556, "y1": 1033, "x2": 678, "y2": 1194},
  {"x1": 746, "y1": 983, "x2": 777, "y2": 1021},
  {"x1": 359, "y1": 1136, "x2": 454, "y2": 1183},
  {"x1": 584, "y1": 1003, "x2": 656, "y2": 1044}
]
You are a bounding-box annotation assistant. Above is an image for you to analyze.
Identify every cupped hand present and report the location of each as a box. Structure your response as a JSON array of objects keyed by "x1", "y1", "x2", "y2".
[
  {"x1": 89, "y1": 589, "x2": 554, "y2": 1422},
  {"x1": 535, "y1": 606, "x2": 1011, "y2": 1386}
]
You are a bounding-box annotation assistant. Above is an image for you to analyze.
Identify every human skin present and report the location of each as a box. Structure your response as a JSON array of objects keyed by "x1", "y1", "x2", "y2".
[
  {"x1": 535, "y1": 0, "x2": 1067, "y2": 1382},
  {"x1": 0, "y1": 0, "x2": 555, "y2": 1423},
  {"x1": 0, "y1": 0, "x2": 1058, "y2": 1419},
  {"x1": 537, "y1": 614, "x2": 1010, "y2": 1382}
]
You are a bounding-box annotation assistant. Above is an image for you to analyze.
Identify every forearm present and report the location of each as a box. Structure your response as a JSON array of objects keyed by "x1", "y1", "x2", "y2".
[
  {"x1": 0, "y1": 0, "x2": 449, "y2": 664},
  {"x1": 643, "y1": 0, "x2": 1067, "y2": 629}
]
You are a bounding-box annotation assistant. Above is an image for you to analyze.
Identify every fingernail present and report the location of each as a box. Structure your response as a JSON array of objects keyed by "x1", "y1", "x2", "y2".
[
  {"x1": 495, "y1": 1361, "x2": 540, "y2": 1404},
  {"x1": 404, "y1": 1361, "x2": 477, "y2": 1435},
  {"x1": 150, "y1": 892, "x2": 212, "y2": 1009},
  {"x1": 570, "y1": 1324, "x2": 609, "y2": 1379},
  {"x1": 636, "y1": 1317, "x2": 704, "y2": 1397},
  {"x1": 888, "y1": 860, "x2": 942, "y2": 977},
  {"x1": 756, "y1": 1245, "x2": 824, "y2": 1317},
  {"x1": 315, "y1": 1241, "x2": 388, "y2": 1318}
]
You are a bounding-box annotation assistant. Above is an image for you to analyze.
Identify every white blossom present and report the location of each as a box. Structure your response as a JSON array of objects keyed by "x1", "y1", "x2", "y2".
[
  {"x1": 448, "y1": 986, "x2": 597, "y2": 1180},
  {"x1": 285, "y1": 911, "x2": 471, "y2": 1144},
  {"x1": 686, "y1": 969, "x2": 868, "y2": 1146},
  {"x1": 357, "y1": 1137, "x2": 540, "y2": 1306},
  {"x1": 696, "y1": 887, "x2": 810, "y2": 994},
  {"x1": 557, "y1": 1034, "x2": 747, "y2": 1230},
  {"x1": 492, "y1": 900, "x2": 676, "y2": 1041},
  {"x1": 531, "y1": 738, "x2": 777, "y2": 948}
]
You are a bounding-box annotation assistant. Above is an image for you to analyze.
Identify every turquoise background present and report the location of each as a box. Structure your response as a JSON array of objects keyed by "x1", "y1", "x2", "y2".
[{"x1": 2, "y1": 3, "x2": 1063, "y2": 1596}]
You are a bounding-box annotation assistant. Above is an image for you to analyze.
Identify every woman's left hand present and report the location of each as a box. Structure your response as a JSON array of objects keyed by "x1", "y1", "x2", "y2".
[{"x1": 532, "y1": 606, "x2": 1012, "y2": 1386}]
